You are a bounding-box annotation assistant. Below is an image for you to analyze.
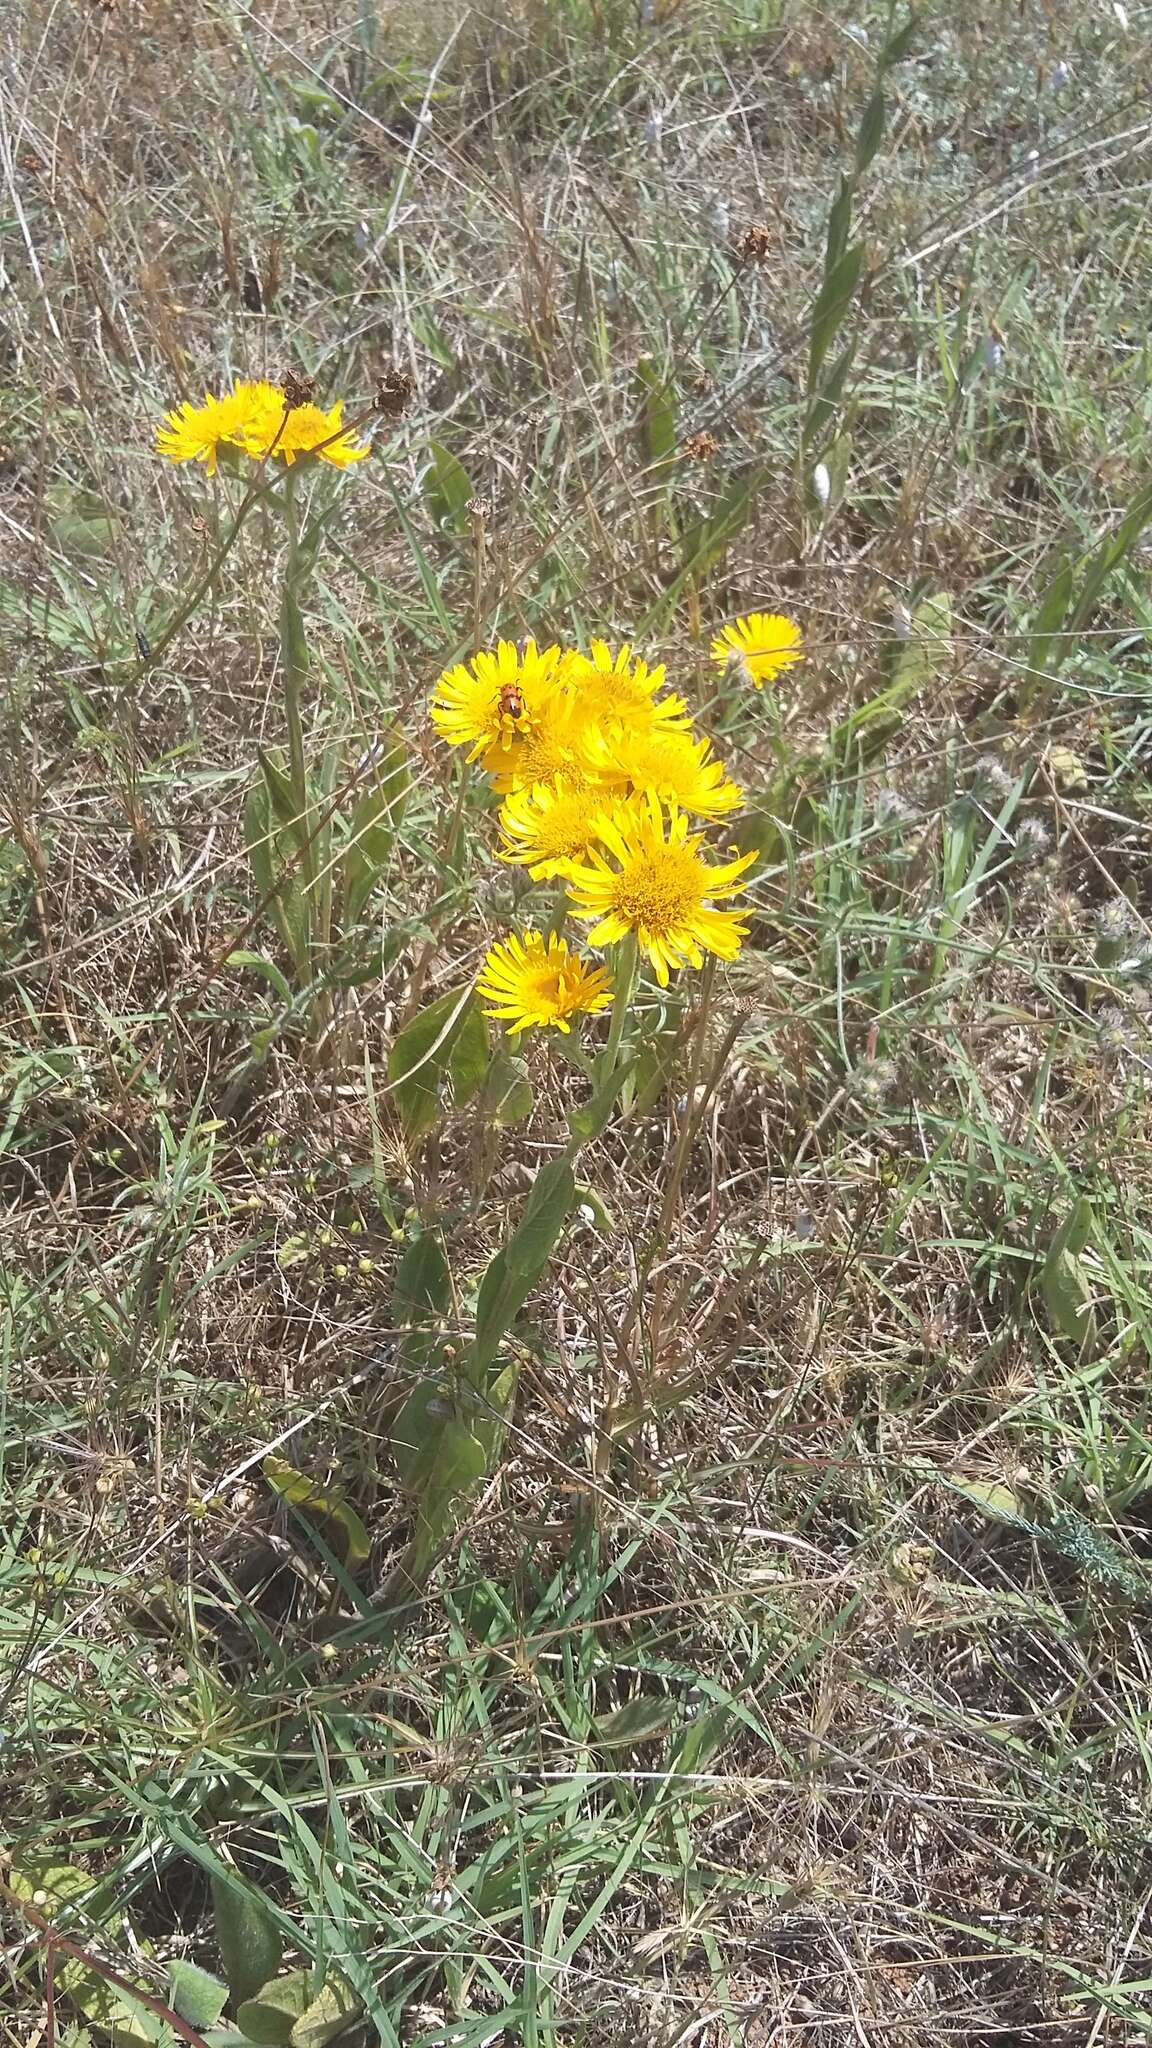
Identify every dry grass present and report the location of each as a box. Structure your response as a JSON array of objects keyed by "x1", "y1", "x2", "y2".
[{"x1": 4, "y1": 2, "x2": 1152, "y2": 2045}]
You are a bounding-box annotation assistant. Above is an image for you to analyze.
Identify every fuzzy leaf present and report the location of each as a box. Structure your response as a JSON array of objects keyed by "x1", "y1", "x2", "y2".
[
  {"x1": 388, "y1": 986, "x2": 477, "y2": 1143},
  {"x1": 236, "y1": 1973, "x2": 313, "y2": 2046},
  {"x1": 211, "y1": 1873, "x2": 285, "y2": 2008},
  {"x1": 342, "y1": 736, "x2": 410, "y2": 926},
  {"x1": 167, "y1": 1962, "x2": 229, "y2": 2031},
  {"x1": 425, "y1": 441, "x2": 473, "y2": 533},
  {"x1": 470, "y1": 1157, "x2": 576, "y2": 1377}
]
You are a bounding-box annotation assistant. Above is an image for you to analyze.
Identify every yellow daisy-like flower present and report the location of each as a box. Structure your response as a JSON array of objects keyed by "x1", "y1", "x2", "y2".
[
  {"x1": 498, "y1": 777, "x2": 632, "y2": 880},
  {"x1": 430, "y1": 640, "x2": 563, "y2": 763},
  {"x1": 232, "y1": 380, "x2": 368, "y2": 469},
  {"x1": 481, "y1": 683, "x2": 588, "y2": 794},
  {"x1": 579, "y1": 723, "x2": 743, "y2": 820},
  {"x1": 155, "y1": 388, "x2": 252, "y2": 477},
  {"x1": 566, "y1": 793, "x2": 757, "y2": 986},
  {"x1": 561, "y1": 641, "x2": 691, "y2": 733},
  {"x1": 155, "y1": 379, "x2": 367, "y2": 474},
  {"x1": 710, "y1": 611, "x2": 803, "y2": 688},
  {"x1": 476, "y1": 930, "x2": 613, "y2": 1035}
]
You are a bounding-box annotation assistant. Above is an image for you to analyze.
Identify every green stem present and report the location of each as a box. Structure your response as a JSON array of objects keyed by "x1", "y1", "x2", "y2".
[
  {"x1": 280, "y1": 472, "x2": 314, "y2": 894},
  {"x1": 597, "y1": 932, "x2": 638, "y2": 1083}
]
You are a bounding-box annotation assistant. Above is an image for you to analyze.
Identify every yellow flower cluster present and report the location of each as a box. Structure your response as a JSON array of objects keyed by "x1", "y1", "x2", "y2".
[
  {"x1": 156, "y1": 379, "x2": 367, "y2": 474},
  {"x1": 431, "y1": 618, "x2": 802, "y2": 1034}
]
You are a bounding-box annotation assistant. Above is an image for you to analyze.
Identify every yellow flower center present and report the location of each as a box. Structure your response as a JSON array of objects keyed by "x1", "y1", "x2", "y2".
[
  {"x1": 504, "y1": 729, "x2": 581, "y2": 783},
  {"x1": 611, "y1": 842, "x2": 704, "y2": 932},
  {"x1": 534, "y1": 787, "x2": 594, "y2": 854}
]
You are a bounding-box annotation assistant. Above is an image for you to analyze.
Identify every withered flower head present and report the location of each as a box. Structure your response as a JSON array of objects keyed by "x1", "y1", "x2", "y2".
[
  {"x1": 375, "y1": 366, "x2": 415, "y2": 417},
  {"x1": 681, "y1": 431, "x2": 718, "y2": 461},
  {"x1": 738, "y1": 222, "x2": 772, "y2": 266},
  {"x1": 282, "y1": 370, "x2": 316, "y2": 411}
]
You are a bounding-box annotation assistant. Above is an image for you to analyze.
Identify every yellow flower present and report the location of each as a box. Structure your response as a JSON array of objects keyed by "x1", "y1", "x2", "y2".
[
  {"x1": 710, "y1": 611, "x2": 803, "y2": 687},
  {"x1": 155, "y1": 379, "x2": 367, "y2": 474},
  {"x1": 155, "y1": 388, "x2": 252, "y2": 476},
  {"x1": 566, "y1": 793, "x2": 757, "y2": 986},
  {"x1": 579, "y1": 723, "x2": 743, "y2": 820},
  {"x1": 233, "y1": 381, "x2": 368, "y2": 468},
  {"x1": 561, "y1": 640, "x2": 691, "y2": 732},
  {"x1": 481, "y1": 682, "x2": 587, "y2": 793},
  {"x1": 498, "y1": 777, "x2": 632, "y2": 880},
  {"x1": 476, "y1": 930, "x2": 613, "y2": 1035},
  {"x1": 430, "y1": 640, "x2": 563, "y2": 763}
]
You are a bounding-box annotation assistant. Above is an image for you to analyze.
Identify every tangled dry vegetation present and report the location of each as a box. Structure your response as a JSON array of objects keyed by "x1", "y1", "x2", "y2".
[{"x1": 4, "y1": 1, "x2": 1152, "y2": 2044}]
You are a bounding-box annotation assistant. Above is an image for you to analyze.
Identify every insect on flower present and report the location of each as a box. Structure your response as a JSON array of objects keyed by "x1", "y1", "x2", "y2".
[{"x1": 498, "y1": 683, "x2": 525, "y2": 724}]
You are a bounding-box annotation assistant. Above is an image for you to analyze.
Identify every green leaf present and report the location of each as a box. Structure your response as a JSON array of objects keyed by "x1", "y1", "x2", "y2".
[
  {"x1": 263, "y1": 1457, "x2": 370, "y2": 1568},
  {"x1": 482, "y1": 1045, "x2": 534, "y2": 1126},
  {"x1": 594, "y1": 1695, "x2": 678, "y2": 1748},
  {"x1": 245, "y1": 770, "x2": 311, "y2": 982},
  {"x1": 258, "y1": 751, "x2": 305, "y2": 835},
  {"x1": 947, "y1": 1475, "x2": 1024, "y2": 1523},
  {"x1": 236, "y1": 1973, "x2": 312, "y2": 2046},
  {"x1": 882, "y1": 12, "x2": 920, "y2": 64},
  {"x1": 391, "y1": 1233, "x2": 451, "y2": 1328},
  {"x1": 167, "y1": 1962, "x2": 229, "y2": 2031},
  {"x1": 808, "y1": 240, "x2": 866, "y2": 388},
  {"x1": 678, "y1": 474, "x2": 756, "y2": 582},
  {"x1": 567, "y1": 1051, "x2": 636, "y2": 1142},
  {"x1": 290, "y1": 1977, "x2": 360, "y2": 2048},
  {"x1": 470, "y1": 1157, "x2": 576, "y2": 1377},
  {"x1": 227, "y1": 951, "x2": 295, "y2": 1007},
  {"x1": 49, "y1": 511, "x2": 117, "y2": 559},
  {"x1": 280, "y1": 577, "x2": 309, "y2": 690},
  {"x1": 636, "y1": 355, "x2": 678, "y2": 466},
  {"x1": 391, "y1": 1380, "x2": 488, "y2": 1566},
  {"x1": 1027, "y1": 555, "x2": 1075, "y2": 686},
  {"x1": 854, "y1": 84, "x2": 885, "y2": 175},
  {"x1": 424, "y1": 440, "x2": 473, "y2": 533},
  {"x1": 388, "y1": 986, "x2": 478, "y2": 1142},
  {"x1": 448, "y1": 999, "x2": 490, "y2": 1107},
  {"x1": 58, "y1": 1962, "x2": 170, "y2": 2047},
  {"x1": 341, "y1": 735, "x2": 410, "y2": 927},
  {"x1": 830, "y1": 592, "x2": 951, "y2": 761},
  {"x1": 823, "y1": 173, "x2": 854, "y2": 275},
  {"x1": 1040, "y1": 1200, "x2": 1100, "y2": 1356},
  {"x1": 211, "y1": 1873, "x2": 285, "y2": 2008},
  {"x1": 804, "y1": 332, "x2": 858, "y2": 446},
  {"x1": 9, "y1": 1859, "x2": 97, "y2": 1920}
]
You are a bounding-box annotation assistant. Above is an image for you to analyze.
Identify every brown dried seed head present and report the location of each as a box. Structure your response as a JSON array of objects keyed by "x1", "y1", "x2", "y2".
[
  {"x1": 375, "y1": 366, "x2": 415, "y2": 417},
  {"x1": 681, "y1": 430, "x2": 718, "y2": 461},
  {"x1": 282, "y1": 370, "x2": 316, "y2": 411},
  {"x1": 738, "y1": 222, "x2": 772, "y2": 265}
]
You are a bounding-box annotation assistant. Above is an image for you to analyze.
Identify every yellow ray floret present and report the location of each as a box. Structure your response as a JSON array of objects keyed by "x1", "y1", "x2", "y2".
[
  {"x1": 476, "y1": 930, "x2": 613, "y2": 1035},
  {"x1": 430, "y1": 640, "x2": 563, "y2": 763},
  {"x1": 565, "y1": 792, "x2": 757, "y2": 986},
  {"x1": 709, "y1": 611, "x2": 803, "y2": 688},
  {"x1": 498, "y1": 777, "x2": 633, "y2": 880},
  {"x1": 560, "y1": 640, "x2": 692, "y2": 733},
  {"x1": 579, "y1": 722, "x2": 742, "y2": 820},
  {"x1": 155, "y1": 379, "x2": 368, "y2": 473}
]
